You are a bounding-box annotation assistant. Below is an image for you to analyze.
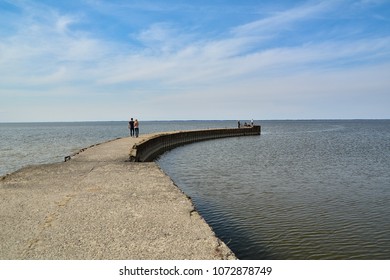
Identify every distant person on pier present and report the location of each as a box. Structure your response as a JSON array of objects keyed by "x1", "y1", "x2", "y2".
[
  {"x1": 251, "y1": 119, "x2": 254, "y2": 126},
  {"x1": 238, "y1": 121, "x2": 241, "y2": 128},
  {"x1": 128, "y1": 118, "x2": 135, "y2": 137},
  {"x1": 134, "y1": 119, "x2": 139, "y2": 138}
]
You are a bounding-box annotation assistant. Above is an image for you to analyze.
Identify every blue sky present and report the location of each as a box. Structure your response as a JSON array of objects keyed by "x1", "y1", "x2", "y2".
[{"x1": 0, "y1": 0, "x2": 389, "y2": 121}]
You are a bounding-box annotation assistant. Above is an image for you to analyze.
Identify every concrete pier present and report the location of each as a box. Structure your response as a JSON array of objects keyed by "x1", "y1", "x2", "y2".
[
  {"x1": 0, "y1": 127, "x2": 260, "y2": 260},
  {"x1": 130, "y1": 126, "x2": 261, "y2": 162}
]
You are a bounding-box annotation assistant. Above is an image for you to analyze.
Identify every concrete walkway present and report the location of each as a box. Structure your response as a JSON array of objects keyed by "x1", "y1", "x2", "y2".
[{"x1": 0, "y1": 135, "x2": 236, "y2": 260}]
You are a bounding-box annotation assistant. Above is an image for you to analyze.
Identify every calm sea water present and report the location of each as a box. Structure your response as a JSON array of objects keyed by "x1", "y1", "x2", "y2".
[
  {"x1": 1, "y1": 120, "x2": 389, "y2": 259},
  {"x1": 157, "y1": 120, "x2": 390, "y2": 259}
]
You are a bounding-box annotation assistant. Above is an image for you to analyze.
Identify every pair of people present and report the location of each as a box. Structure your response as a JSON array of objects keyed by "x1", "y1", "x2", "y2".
[
  {"x1": 128, "y1": 118, "x2": 139, "y2": 137},
  {"x1": 238, "y1": 119, "x2": 254, "y2": 128}
]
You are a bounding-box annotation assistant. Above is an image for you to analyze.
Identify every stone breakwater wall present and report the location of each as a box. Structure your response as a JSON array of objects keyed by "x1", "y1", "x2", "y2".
[{"x1": 129, "y1": 125, "x2": 261, "y2": 162}]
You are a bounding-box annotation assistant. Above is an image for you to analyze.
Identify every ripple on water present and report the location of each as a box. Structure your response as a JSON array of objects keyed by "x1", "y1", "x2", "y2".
[{"x1": 157, "y1": 121, "x2": 390, "y2": 259}]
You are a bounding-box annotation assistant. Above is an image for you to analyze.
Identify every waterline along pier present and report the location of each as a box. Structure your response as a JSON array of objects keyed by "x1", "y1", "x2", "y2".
[
  {"x1": 130, "y1": 126, "x2": 261, "y2": 162},
  {"x1": 0, "y1": 126, "x2": 260, "y2": 259}
]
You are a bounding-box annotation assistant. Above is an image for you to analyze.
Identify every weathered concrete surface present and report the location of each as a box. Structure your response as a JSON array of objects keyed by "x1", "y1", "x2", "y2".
[{"x1": 0, "y1": 135, "x2": 236, "y2": 260}]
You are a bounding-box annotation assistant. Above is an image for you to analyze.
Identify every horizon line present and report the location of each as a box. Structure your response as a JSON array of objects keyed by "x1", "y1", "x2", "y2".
[{"x1": 1, "y1": 118, "x2": 390, "y2": 124}]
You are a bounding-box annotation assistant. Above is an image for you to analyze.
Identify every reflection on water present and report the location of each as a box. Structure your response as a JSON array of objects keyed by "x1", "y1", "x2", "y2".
[{"x1": 157, "y1": 120, "x2": 390, "y2": 259}]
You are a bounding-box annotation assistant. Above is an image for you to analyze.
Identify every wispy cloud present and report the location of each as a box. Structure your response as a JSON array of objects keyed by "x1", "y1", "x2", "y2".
[
  {"x1": 0, "y1": 0, "x2": 389, "y2": 121},
  {"x1": 232, "y1": 1, "x2": 336, "y2": 36}
]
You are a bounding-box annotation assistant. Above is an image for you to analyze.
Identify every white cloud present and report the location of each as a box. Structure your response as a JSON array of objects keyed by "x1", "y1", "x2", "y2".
[
  {"x1": 1, "y1": 0, "x2": 389, "y2": 121},
  {"x1": 55, "y1": 15, "x2": 78, "y2": 34},
  {"x1": 232, "y1": 1, "x2": 336, "y2": 36}
]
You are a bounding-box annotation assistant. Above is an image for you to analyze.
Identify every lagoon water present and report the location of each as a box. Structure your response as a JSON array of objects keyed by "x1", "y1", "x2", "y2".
[{"x1": 1, "y1": 120, "x2": 389, "y2": 259}]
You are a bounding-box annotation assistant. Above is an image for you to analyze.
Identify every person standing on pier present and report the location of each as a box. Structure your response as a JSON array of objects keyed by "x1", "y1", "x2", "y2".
[
  {"x1": 134, "y1": 119, "x2": 139, "y2": 138},
  {"x1": 128, "y1": 118, "x2": 135, "y2": 137}
]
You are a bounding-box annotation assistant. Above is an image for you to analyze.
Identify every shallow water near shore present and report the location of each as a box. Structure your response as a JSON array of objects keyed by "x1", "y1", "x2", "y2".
[{"x1": 1, "y1": 120, "x2": 390, "y2": 259}]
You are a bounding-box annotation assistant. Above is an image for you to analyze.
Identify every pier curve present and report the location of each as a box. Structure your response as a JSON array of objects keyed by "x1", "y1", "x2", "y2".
[
  {"x1": 130, "y1": 125, "x2": 261, "y2": 162},
  {"x1": 1, "y1": 126, "x2": 259, "y2": 260}
]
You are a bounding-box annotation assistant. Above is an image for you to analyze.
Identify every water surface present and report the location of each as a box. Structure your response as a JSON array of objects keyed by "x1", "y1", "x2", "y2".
[{"x1": 157, "y1": 120, "x2": 390, "y2": 259}]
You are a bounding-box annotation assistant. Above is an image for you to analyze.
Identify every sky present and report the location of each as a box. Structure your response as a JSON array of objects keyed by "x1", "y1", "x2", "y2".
[{"x1": 0, "y1": 0, "x2": 389, "y2": 122}]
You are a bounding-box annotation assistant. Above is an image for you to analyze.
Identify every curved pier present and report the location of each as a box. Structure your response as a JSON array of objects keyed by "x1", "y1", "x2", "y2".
[
  {"x1": 130, "y1": 125, "x2": 261, "y2": 162},
  {"x1": 0, "y1": 126, "x2": 260, "y2": 260}
]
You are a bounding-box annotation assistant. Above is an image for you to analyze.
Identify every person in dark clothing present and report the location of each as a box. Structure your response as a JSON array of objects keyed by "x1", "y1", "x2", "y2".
[{"x1": 128, "y1": 118, "x2": 135, "y2": 137}]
